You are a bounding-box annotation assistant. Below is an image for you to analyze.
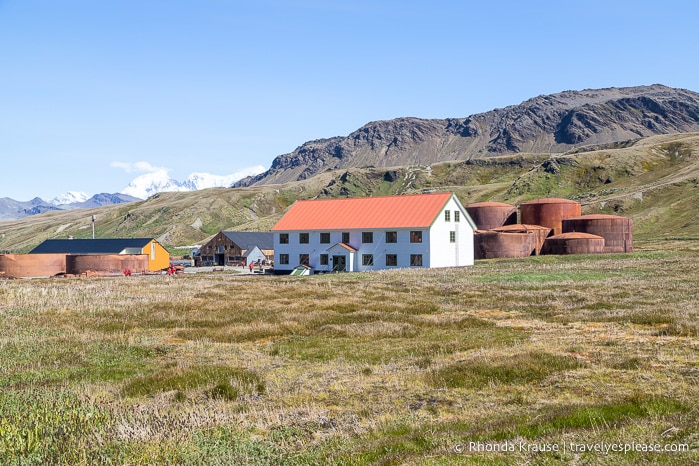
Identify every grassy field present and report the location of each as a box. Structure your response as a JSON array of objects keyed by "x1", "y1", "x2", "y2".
[{"x1": 1, "y1": 241, "x2": 698, "y2": 464}]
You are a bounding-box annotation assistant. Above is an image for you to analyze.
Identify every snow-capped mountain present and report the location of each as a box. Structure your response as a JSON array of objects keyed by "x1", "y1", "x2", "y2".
[
  {"x1": 121, "y1": 166, "x2": 266, "y2": 200},
  {"x1": 0, "y1": 167, "x2": 266, "y2": 220},
  {"x1": 122, "y1": 170, "x2": 189, "y2": 199},
  {"x1": 49, "y1": 191, "x2": 90, "y2": 206}
]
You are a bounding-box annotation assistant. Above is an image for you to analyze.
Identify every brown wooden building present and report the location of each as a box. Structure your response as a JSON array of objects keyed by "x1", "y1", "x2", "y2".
[{"x1": 198, "y1": 231, "x2": 273, "y2": 266}]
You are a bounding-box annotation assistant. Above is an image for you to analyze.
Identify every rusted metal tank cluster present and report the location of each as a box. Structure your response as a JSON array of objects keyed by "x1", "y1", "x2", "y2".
[{"x1": 469, "y1": 198, "x2": 633, "y2": 259}]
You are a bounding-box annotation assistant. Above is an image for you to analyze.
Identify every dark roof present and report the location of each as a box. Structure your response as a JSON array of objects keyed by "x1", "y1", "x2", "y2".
[
  {"x1": 29, "y1": 238, "x2": 157, "y2": 255},
  {"x1": 221, "y1": 231, "x2": 274, "y2": 250}
]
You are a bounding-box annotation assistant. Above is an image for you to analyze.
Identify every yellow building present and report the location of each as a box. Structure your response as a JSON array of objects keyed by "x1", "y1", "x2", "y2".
[{"x1": 29, "y1": 238, "x2": 170, "y2": 272}]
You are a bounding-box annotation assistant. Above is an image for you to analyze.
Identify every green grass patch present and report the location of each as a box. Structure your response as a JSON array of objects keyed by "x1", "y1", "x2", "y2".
[
  {"x1": 477, "y1": 270, "x2": 623, "y2": 283},
  {"x1": 429, "y1": 351, "x2": 583, "y2": 389},
  {"x1": 273, "y1": 327, "x2": 527, "y2": 364},
  {"x1": 122, "y1": 365, "x2": 265, "y2": 399},
  {"x1": 484, "y1": 394, "x2": 687, "y2": 441}
]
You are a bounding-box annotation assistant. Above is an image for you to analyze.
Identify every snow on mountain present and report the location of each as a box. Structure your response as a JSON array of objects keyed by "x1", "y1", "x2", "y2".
[
  {"x1": 121, "y1": 170, "x2": 188, "y2": 199},
  {"x1": 49, "y1": 191, "x2": 89, "y2": 206},
  {"x1": 182, "y1": 166, "x2": 267, "y2": 191},
  {"x1": 122, "y1": 166, "x2": 266, "y2": 199}
]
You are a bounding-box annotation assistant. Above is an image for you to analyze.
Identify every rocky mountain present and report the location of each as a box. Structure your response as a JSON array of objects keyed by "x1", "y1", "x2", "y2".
[
  {"x1": 0, "y1": 194, "x2": 140, "y2": 221},
  {"x1": 60, "y1": 193, "x2": 141, "y2": 210},
  {"x1": 0, "y1": 197, "x2": 62, "y2": 221},
  {"x1": 0, "y1": 167, "x2": 266, "y2": 221},
  {"x1": 235, "y1": 84, "x2": 699, "y2": 187}
]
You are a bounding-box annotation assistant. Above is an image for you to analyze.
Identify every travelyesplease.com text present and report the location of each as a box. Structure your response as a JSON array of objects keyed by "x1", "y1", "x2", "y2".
[{"x1": 454, "y1": 441, "x2": 690, "y2": 455}]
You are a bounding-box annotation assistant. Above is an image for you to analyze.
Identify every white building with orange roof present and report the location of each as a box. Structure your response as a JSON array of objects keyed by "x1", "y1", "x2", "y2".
[{"x1": 271, "y1": 192, "x2": 476, "y2": 274}]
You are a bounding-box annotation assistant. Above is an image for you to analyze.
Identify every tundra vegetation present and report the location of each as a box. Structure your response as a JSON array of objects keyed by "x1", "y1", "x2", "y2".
[{"x1": 1, "y1": 239, "x2": 697, "y2": 464}]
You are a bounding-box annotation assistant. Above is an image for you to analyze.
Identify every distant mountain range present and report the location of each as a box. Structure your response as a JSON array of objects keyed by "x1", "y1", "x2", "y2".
[
  {"x1": 4, "y1": 84, "x2": 699, "y2": 223},
  {"x1": 0, "y1": 167, "x2": 265, "y2": 221},
  {"x1": 235, "y1": 84, "x2": 699, "y2": 187}
]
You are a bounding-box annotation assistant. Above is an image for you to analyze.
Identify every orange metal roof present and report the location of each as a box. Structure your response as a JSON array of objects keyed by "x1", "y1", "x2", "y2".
[{"x1": 272, "y1": 192, "x2": 454, "y2": 231}]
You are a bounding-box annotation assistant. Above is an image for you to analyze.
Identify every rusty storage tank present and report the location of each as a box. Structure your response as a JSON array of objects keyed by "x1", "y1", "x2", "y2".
[
  {"x1": 520, "y1": 198, "x2": 582, "y2": 235},
  {"x1": 562, "y1": 214, "x2": 633, "y2": 253},
  {"x1": 0, "y1": 253, "x2": 67, "y2": 278},
  {"x1": 474, "y1": 229, "x2": 538, "y2": 259},
  {"x1": 541, "y1": 232, "x2": 605, "y2": 255},
  {"x1": 67, "y1": 254, "x2": 149, "y2": 275},
  {"x1": 465, "y1": 202, "x2": 517, "y2": 230},
  {"x1": 490, "y1": 224, "x2": 552, "y2": 255}
]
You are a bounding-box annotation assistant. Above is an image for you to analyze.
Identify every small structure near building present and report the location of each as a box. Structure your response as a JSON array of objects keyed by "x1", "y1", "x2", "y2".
[
  {"x1": 474, "y1": 224, "x2": 552, "y2": 259},
  {"x1": 562, "y1": 214, "x2": 633, "y2": 253},
  {"x1": 541, "y1": 232, "x2": 605, "y2": 255},
  {"x1": 198, "y1": 231, "x2": 273, "y2": 266},
  {"x1": 474, "y1": 229, "x2": 538, "y2": 260}
]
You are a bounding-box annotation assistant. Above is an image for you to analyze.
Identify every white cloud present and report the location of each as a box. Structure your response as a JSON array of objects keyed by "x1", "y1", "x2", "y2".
[{"x1": 110, "y1": 161, "x2": 169, "y2": 174}]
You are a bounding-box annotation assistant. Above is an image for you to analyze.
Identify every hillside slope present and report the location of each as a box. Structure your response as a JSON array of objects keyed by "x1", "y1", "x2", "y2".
[
  {"x1": 236, "y1": 85, "x2": 699, "y2": 187},
  {"x1": 1, "y1": 133, "x2": 698, "y2": 252}
]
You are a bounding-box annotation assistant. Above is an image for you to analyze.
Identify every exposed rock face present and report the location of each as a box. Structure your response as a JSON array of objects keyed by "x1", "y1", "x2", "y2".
[{"x1": 235, "y1": 85, "x2": 699, "y2": 187}]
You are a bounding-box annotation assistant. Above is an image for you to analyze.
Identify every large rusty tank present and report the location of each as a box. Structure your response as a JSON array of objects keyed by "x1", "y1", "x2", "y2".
[
  {"x1": 67, "y1": 254, "x2": 149, "y2": 275},
  {"x1": 520, "y1": 198, "x2": 582, "y2": 235},
  {"x1": 474, "y1": 229, "x2": 538, "y2": 259},
  {"x1": 0, "y1": 253, "x2": 67, "y2": 278},
  {"x1": 562, "y1": 214, "x2": 633, "y2": 253},
  {"x1": 490, "y1": 224, "x2": 552, "y2": 255},
  {"x1": 541, "y1": 232, "x2": 605, "y2": 255},
  {"x1": 465, "y1": 202, "x2": 517, "y2": 230}
]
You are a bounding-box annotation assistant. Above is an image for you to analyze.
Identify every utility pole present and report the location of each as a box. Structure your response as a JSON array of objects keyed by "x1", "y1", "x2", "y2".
[{"x1": 92, "y1": 215, "x2": 96, "y2": 239}]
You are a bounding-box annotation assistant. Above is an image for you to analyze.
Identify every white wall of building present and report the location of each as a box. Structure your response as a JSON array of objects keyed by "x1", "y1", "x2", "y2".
[{"x1": 429, "y1": 195, "x2": 475, "y2": 268}]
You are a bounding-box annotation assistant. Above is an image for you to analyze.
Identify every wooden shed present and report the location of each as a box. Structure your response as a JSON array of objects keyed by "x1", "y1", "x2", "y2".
[{"x1": 199, "y1": 231, "x2": 273, "y2": 266}]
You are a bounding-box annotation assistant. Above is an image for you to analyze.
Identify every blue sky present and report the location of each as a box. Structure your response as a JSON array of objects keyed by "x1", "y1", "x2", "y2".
[{"x1": 1, "y1": 0, "x2": 698, "y2": 201}]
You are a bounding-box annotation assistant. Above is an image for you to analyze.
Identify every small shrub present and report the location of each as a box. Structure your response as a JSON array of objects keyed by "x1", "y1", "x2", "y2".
[{"x1": 207, "y1": 382, "x2": 239, "y2": 401}]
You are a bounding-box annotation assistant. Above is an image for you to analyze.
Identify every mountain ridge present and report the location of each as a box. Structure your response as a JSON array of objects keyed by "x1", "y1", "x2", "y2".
[{"x1": 235, "y1": 84, "x2": 699, "y2": 187}]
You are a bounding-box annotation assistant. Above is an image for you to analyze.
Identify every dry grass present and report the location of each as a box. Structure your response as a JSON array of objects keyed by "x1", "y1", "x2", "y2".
[{"x1": 1, "y1": 241, "x2": 698, "y2": 464}]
